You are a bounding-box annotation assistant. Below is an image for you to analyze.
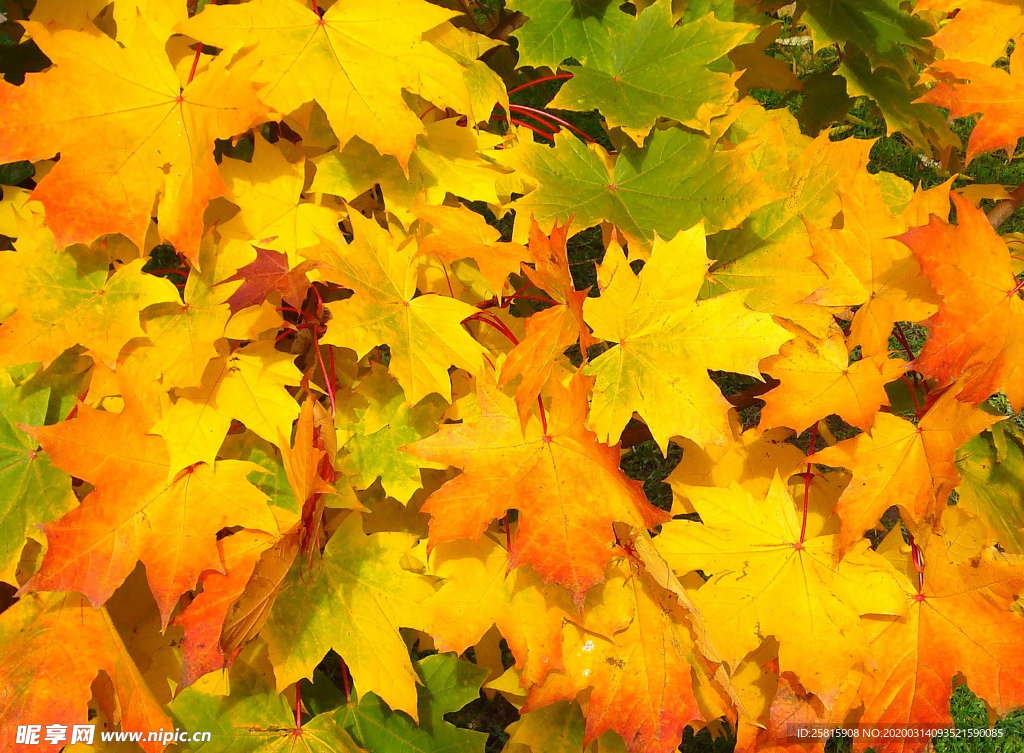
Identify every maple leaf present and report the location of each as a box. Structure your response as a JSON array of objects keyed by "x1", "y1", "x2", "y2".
[
  {"x1": 668, "y1": 415, "x2": 806, "y2": 514},
  {"x1": 706, "y1": 133, "x2": 870, "y2": 330},
  {"x1": 427, "y1": 535, "x2": 573, "y2": 688},
  {"x1": 412, "y1": 203, "x2": 530, "y2": 297},
  {"x1": 338, "y1": 654, "x2": 488, "y2": 753},
  {"x1": 281, "y1": 398, "x2": 337, "y2": 518},
  {"x1": 31, "y1": 0, "x2": 187, "y2": 45},
  {"x1": 955, "y1": 422, "x2": 1024, "y2": 553},
  {"x1": 222, "y1": 246, "x2": 317, "y2": 315},
  {"x1": 262, "y1": 513, "x2": 435, "y2": 719},
  {"x1": 500, "y1": 128, "x2": 777, "y2": 250},
  {"x1": 536, "y1": 565, "x2": 704, "y2": 753},
  {"x1": 813, "y1": 386, "x2": 999, "y2": 557},
  {"x1": 899, "y1": 193, "x2": 1024, "y2": 408},
  {"x1": 0, "y1": 368, "x2": 75, "y2": 584},
  {"x1": 505, "y1": 0, "x2": 632, "y2": 69},
  {"x1": 311, "y1": 119, "x2": 512, "y2": 221},
  {"x1": 549, "y1": 1, "x2": 751, "y2": 142},
  {"x1": 0, "y1": 21, "x2": 266, "y2": 258},
  {"x1": 799, "y1": 0, "x2": 933, "y2": 71},
  {"x1": 174, "y1": 530, "x2": 278, "y2": 690},
  {"x1": 220, "y1": 532, "x2": 303, "y2": 677},
  {"x1": 0, "y1": 592, "x2": 171, "y2": 753},
  {"x1": 655, "y1": 474, "x2": 906, "y2": 698},
  {"x1": 858, "y1": 530, "x2": 1024, "y2": 747},
  {"x1": 759, "y1": 329, "x2": 906, "y2": 433},
  {"x1": 916, "y1": 0, "x2": 1024, "y2": 64},
  {"x1": 153, "y1": 341, "x2": 302, "y2": 475},
  {"x1": 139, "y1": 244, "x2": 235, "y2": 389},
  {"x1": 503, "y1": 702, "x2": 591, "y2": 753},
  {"x1": 405, "y1": 372, "x2": 667, "y2": 602},
  {"x1": 338, "y1": 366, "x2": 445, "y2": 504},
  {"x1": 583, "y1": 225, "x2": 790, "y2": 450},
  {"x1": 552, "y1": 1, "x2": 753, "y2": 141},
  {"x1": 0, "y1": 244, "x2": 179, "y2": 369},
  {"x1": 849, "y1": 47, "x2": 961, "y2": 154},
  {"x1": 807, "y1": 171, "x2": 949, "y2": 357},
  {"x1": 24, "y1": 390, "x2": 280, "y2": 625},
  {"x1": 219, "y1": 136, "x2": 345, "y2": 262},
  {"x1": 321, "y1": 212, "x2": 484, "y2": 405},
  {"x1": 179, "y1": 0, "x2": 476, "y2": 169},
  {"x1": 500, "y1": 219, "x2": 596, "y2": 421},
  {"x1": 172, "y1": 644, "x2": 365, "y2": 752},
  {"x1": 919, "y1": 45, "x2": 1024, "y2": 162}
]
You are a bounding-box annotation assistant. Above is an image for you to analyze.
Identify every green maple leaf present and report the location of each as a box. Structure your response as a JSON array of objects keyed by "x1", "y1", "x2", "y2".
[
  {"x1": 171, "y1": 646, "x2": 364, "y2": 752},
  {"x1": 338, "y1": 366, "x2": 445, "y2": 505},
  {"x1": 505, "y1": 0, "x2": 631, "y2": 69},
  {"x1": 549, "y1": 0, "x2": 752, "y2": 141},
  {"x1": 800, "y1": 0, "x2": 933, "y2": 72},
  {"x1": 262, "y1": 514, "x2": 434, "y2": 721},
  {"x1": 0, "y1": 368, "x2": 75, "y2": 585},
  {"x1": 955, "y1": 422, "x2": 1024, "y2": 554},
  {"x1": 337, "y1": 654, "x2": 488, "y2": 753},
  {"x1": 838, "y1": 45, "x2": 957, "y2": 152},
  {"x1": 500, "y1": 128, "x2": 775, "y2": 249}
]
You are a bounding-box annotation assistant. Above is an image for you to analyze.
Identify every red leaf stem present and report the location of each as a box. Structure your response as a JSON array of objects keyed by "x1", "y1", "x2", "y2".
[{"x1": 507, "y1": 73, "x2": 574, "y2": 96}]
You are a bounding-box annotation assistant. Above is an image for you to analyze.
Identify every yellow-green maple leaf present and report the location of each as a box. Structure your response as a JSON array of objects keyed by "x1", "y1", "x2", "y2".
[
  {"x1": 0, "y1": 244, "x2": 179, "y2": 369},
  {"x1": 583, "y1": 225, "x2": 790, "y2": 450},
  {"x1": 321, "y1": 213, "x2": 484, "y2": 405},
  {"x1": 262, "y1": 513, "x2": 434, "y2": 720},
  {"x1": 549, "y1": 0, "x2": 753, "y2": 142},
  {"x1": 337, "y1": 366, "x2": 446, "y2": 504}
]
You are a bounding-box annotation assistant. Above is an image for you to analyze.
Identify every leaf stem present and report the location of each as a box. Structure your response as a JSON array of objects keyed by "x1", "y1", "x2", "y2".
[
  {"x1": 294, "y1": 681, "x2": 302, "y2": 731},
  {"x1": 900, "y1": 374, "x2": 924, "y2": 419},
  {"x1": 506, "y1": 107, "x2": 560, "y2": 138},
  {"x1": 490, "y1": 112, "x2": 555, "y2": 142},
  {"x1": 908, "y1": 532, "x2": 925, "y2": 593},
  {"x1": 798, "y1": 421, "x2": 819, "y2": 546},
  {"x1": 509, "y1": 104, "x2": 596, "y2": 144},
  {"x1": 186, "y1": 43, "x2": 203, "y2": 85},
  {"x1": 312, "y1": 329, "x2": 336, "y2": 418},
  {"x1": 893, "y1": 322, "x2": 926, "y2": 395},
  {"x1": 507, "y1": 73, "x2": 574, "y2": 96},
  {"x1": 340, "y1": 659, "x2": 351, "y2": 699}
]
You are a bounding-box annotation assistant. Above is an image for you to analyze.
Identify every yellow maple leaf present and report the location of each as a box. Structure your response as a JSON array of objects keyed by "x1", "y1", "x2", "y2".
[
  {"x1": 760, "y1": 328, "x2": 906, "y2": 433},
  {"x1": 655, "y1": 474, "x2": 906, "y2": 699},
  {"x1": 583, "y1": 224, "x2": 790, "y2": 450},
  {"x1": 321, "y1": 212, "x2": 484, "y2": 405},
  {"x1": 179, "y1": 0, "x2": 476, "y2": 169}
]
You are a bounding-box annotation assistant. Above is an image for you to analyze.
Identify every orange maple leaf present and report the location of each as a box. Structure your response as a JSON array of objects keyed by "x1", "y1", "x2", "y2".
[
  {"x1": 858, "y1": 532, "x2": 1024, "y2": 751},
  {"x1": 405, "y1": 372, "x2": 667, "y2": 602},
  {"x1": 919, "y1": 45, "x2": 1024, "y2": 162},
  {"x1": 0, "y1": 22, "x2": 266, "y2": 259},
  {"x1": 500, "y1": 220, "x2": 597, "y2": 422},
  {"x1": 899, "y1": 193, "x2": 1024, "y2": 408},
  {"x1": 0, "y1": 592, "x2": 171, "y2": 753},
  {"x1": 24, "y1": 391, "x2": 280, "y2": 625}
]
